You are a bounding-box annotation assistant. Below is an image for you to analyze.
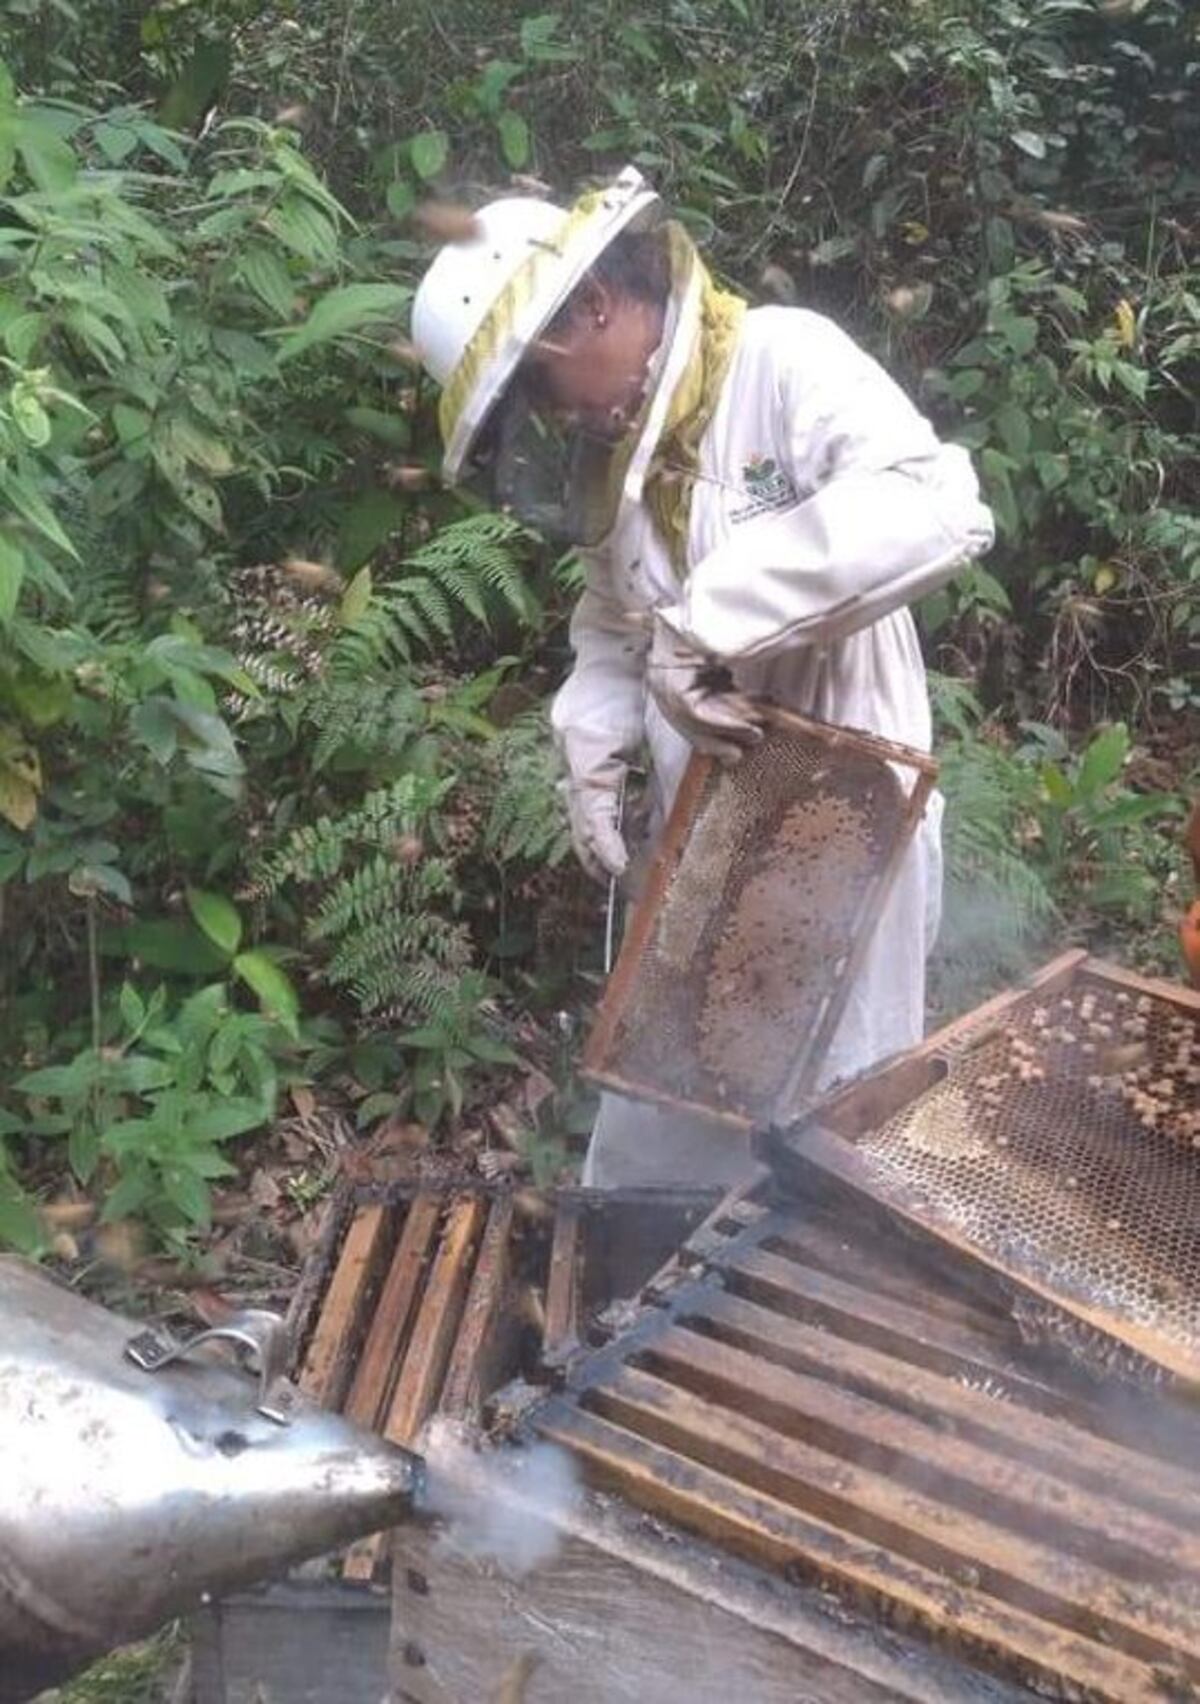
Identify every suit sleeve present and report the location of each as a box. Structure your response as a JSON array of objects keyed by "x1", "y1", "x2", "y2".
[
  {"x1": 658, "y1": 315, "x2": 995, "y2": 661},
  {"x1": 550, "y1": 549, "x2": 649, "y2": 782}
]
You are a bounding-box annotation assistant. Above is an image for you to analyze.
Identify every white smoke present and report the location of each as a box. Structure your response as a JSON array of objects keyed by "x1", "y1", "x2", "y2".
[{"x1": 419, "y1": 1417, "x2": 580, "y2": 1578}]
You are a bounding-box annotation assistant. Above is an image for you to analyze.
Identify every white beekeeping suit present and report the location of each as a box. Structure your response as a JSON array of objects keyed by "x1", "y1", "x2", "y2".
[{"x1": 413, "y1": 167, "x2": 995, "y2": 1189}]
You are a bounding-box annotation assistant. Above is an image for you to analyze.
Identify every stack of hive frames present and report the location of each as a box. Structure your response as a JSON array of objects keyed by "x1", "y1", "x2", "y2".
[
  {"x1": 584, "y1": 707, "x2": 937, "y2": 1129},
  {"x1": 530, "y1": 1168, "x2": 1200, "y2": 1704},
  {"x1": 768, "y1": 951, "x2": 1200, "y2": 1389},
  {"x1": 289, "y1": 1181, "x2": 716, "y2": 1581}
]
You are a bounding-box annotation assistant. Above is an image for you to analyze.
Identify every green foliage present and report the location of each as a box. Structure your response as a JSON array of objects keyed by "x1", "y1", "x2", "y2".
[
  {"x1": 0, "y1": 0, "x2": 1194, "y2": 1246},
  {"x1": 15, "y1": 980, "x2": 286, "y2": 1246},
  {"x1": 485, "y1": 708, "x2": 572, "y2": 867},
  {"x1": 934, "y1": 683, "x2": 1187, "y2": 1010},
  {"x1": 395, "y1": 970, "x2": 520, "y2": 1130}
]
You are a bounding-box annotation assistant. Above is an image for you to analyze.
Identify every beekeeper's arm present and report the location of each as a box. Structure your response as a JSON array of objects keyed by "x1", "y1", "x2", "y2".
[
  {"x1": 656, "y1": 311, "x2": 995, "y2": 664},
  {"x1": 551, "y1": 552, "x2": 648, "y2": 881}
]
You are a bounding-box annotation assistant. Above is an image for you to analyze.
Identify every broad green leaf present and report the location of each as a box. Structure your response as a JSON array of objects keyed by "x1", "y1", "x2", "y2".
[
  {"x1": 9, "y1": 384, "x2": 49, "y2": 446},
  {"x1": 100, "y1": 1167, "x2": 152, "y2": 1223},
  {"x1": 119, "y1": 982, "x2": 145, "y2": 1033},
  {"x1": 1077, "y1": 724, "x2": 1128, "y2": 800},
  {"x1": 277, "y1": 282, "x2": 411, "y2": 363},
  {"x1": 233, "y1": 950, "x2": 300, "y2": 1037},
  {"x1": 17, "y1": 114, "x2": 77, "y2": 191},
  {"x1": 68, "y1": 862, "x2": 133, "y2": 904},
  {"x1": 497, "y1": 110, "x2": 530, "y2": 170},
  {"x1": 185, "y1": 1098, "x2": 270, "y2": 1142},
  {"x1": 131, "y1": 698, "x2": 179, "y2": 765},
  {"x1": 340, "y1": 564, "x2": 373, "y2": 624},
  {"x1": 410, "y1": 129, "x2": 448, "y2": 180},
  {"x1": 165, "y1": 416, "x2": 234, "y2": 476},
  {"x1": 1011, "y1": 129, "x2": 1047, "y2": 159},
  {"x1": 336, "y1": 488, "x2": 404, "y2": 570},
  {"x1": 186, "y1": 886, "x2": 242, "y2": 958},
  {"x1": 103, "y1": 919, "x2": 229, "y2": 975},
  {"x1": 158, "y1": 38, "x2": 232, "y2": 130},
  {"x1": 264, "y1": 197, "x2": 338, "y2": 266},
  {"x1": 0, "y1": 1176, "x2": 43, "y2": 1254},
  {"x1": 0, "y1": 535, "x2": 24, "y2": 624},
  {"x1": 0, "y1": 468, "x2": 78, "y2": 558},
  {"x1": 1040, "y1": 762, "x2": 1074, "y2": 807},
  {"x1": 385, "y1": 179, "x2": 415, "y2": 220},
  {"x1": 343, "y1": 405, "x2": 410, "y2": 449},
  {"x1": 68, "y1": 1120, "x2": 100, "y2": 1185},
  {"x1": 994, "y1": 404, "x2": 1031, "y2": 458},
  {"x1": 90, "y1": 458, "x2": 148, "y2": 515},
  {"x1": 112, "y1": 403, "x2": 152, "y2": 448},
  {"x1": 238, "y1": 244, "x2": 296, "y2": 318},
  {"x1": 162, "y1": 1166, "x2": 212, "y2": 1227},
  {"x1": 3, "y1": 311, "x2": 44, "y2": 364},
  {"x1": 16, "y1": 1062, "x2": 92, "y2": 1097}
]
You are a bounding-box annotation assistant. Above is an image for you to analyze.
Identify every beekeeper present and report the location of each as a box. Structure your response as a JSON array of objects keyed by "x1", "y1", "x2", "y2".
[{"x1": 412, "y1": 167, "x2": 994, "y2": 1188}]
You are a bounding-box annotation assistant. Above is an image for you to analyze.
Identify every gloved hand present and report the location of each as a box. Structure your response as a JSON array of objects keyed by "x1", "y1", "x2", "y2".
[
  {"x1": 647, "y1": 613, "x2": 764, "y2": 762},
  {"x1": 562, "y1": 757, "x2": 628, "y2": 884}
]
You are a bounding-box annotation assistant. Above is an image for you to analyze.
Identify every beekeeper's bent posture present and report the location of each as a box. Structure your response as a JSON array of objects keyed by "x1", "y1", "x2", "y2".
[{"x1": 413, "y1": 168, "x2": 994, "y2": 1188}]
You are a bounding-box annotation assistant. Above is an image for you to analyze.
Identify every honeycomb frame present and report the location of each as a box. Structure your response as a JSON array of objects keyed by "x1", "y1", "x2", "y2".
[
  {"x1": 584, "y1": 707, "x2": 938, "y2": 1130},
  {"x1": 775, "y1": 953, "x2": 1200, "y2": 1388}
]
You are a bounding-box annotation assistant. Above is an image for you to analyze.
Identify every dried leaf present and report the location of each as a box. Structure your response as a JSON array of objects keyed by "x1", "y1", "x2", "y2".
[
  {"x1": 290, "y1": 1084, "x2": 317, "y2": 1120},
  {"x1": 249, "y1": 1167, "x2": 283, "y2": 1210},
  {"x1": 522, "y1": 1068, "x2": 556, "y2": 1119},
  {"x1": 94, "y1": 1218, "x2": 149, "y2": 1271},
  {"x1": 509, "y1": 173, "x2": 553, "y2": 197}
]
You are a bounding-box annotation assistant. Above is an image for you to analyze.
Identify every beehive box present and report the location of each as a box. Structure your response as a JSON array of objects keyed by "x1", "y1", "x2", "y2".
[
  {"x1": 767, "y1": 950, "x2": 1200, "y2": 1389},
  {"x1": 522, "y1": 1167, "x2": 1200, "y2": 1702},
  {"x1": 399, "y1": 1166, "x2": 1200, "y2": 1704}
]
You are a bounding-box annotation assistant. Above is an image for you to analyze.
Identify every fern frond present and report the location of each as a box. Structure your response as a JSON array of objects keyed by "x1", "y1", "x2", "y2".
[
  {"x1": 485, "y1": 708, "x2": 571, "y2": 866},
  {"x1": 250, "y1": 774, "x2": 448, "y2": 896},
  {"x1": 309, "y1": 853, "x2": 455, "y2": 941},
  {"x1": 330, "y1": 513, "x2": 536, "y2": 670}
]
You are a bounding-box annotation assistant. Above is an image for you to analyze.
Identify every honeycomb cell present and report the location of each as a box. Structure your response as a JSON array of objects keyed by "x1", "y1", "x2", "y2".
[
  {"x1": 859, "y1": 975, "x2": 1200, "y2": 1371},
  {"x1": 597, "y1": 719, "x2": 915, "y2": 1124}
]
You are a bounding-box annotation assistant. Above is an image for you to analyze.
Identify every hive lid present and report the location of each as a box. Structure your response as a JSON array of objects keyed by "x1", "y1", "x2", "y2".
[{"x1": 583, "y1": 707, "x2": 938, "y2": 1130}]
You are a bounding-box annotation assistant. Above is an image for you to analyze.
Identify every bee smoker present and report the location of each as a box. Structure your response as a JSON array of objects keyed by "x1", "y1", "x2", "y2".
[{"x1": 0, "y1": 1256, "x2": 424, "y2": 1703}]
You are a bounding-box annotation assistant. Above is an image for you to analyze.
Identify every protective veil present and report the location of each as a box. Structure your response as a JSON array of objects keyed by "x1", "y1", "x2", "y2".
[{"x1": 551, "y1": 299, "x2": 994, "y2": 1187}]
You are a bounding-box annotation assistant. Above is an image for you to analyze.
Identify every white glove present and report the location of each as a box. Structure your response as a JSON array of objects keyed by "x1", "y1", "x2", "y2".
[
  {"x1": 646, "y1": 613, "x2": 764, "y2": 763},
  {"x1": 562, "y1": 759, "x2": 628, "y2": 884}
]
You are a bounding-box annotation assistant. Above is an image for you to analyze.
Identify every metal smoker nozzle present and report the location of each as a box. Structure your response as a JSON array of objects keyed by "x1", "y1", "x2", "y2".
[{"x1": 0, "y1": 1257, "x2": 424, "y2": 1703}]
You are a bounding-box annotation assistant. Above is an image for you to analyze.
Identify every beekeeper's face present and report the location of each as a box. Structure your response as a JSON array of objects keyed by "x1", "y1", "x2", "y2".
[{"x1": 524, "y1": 278, "x2": 664, "y2": 440}]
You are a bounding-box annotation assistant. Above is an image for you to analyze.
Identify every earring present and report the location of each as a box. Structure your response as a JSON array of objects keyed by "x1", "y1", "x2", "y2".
[{"x1": 595, "y1": 312, "x2": 608, "y2": 329}]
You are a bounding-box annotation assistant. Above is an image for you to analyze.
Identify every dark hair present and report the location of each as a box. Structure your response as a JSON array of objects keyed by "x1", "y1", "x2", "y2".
[{"x1": 547, "y1": 225, "x2": 670, "y2": 334}]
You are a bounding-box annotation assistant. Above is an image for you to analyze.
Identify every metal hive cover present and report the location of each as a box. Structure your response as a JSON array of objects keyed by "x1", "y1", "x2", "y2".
[
  {"x1": 784, "y1": 960, "x2": 1200, "y2": 1388},
  {"x1": 584, "y1": 708, "x2": 937, "y2": 1129}
]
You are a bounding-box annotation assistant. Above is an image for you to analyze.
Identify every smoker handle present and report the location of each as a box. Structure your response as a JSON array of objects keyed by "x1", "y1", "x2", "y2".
[{"x1": 125, "y1": 1309, "x2": 298, "y2": 1424}]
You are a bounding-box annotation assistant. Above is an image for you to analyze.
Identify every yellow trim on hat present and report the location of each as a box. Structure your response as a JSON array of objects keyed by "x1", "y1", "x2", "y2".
[{"x1": 437, "y1": 189, "x2": 606, "y2": 450}]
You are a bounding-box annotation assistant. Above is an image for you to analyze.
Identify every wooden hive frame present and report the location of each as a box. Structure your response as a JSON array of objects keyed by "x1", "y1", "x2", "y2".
[
  {"x1": 765, "y1": 949, "x2": 1200, "y2": 1389},
  {"x1": 288, "y1": 1182, "x2": 719, "y2": 1583},
  {"x1": 583, "y1": 705, "x2": 938, "y2": 1131},
  {"x1": 518, "y1": 1166, "x2": 1200, "y2": 1704}
]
